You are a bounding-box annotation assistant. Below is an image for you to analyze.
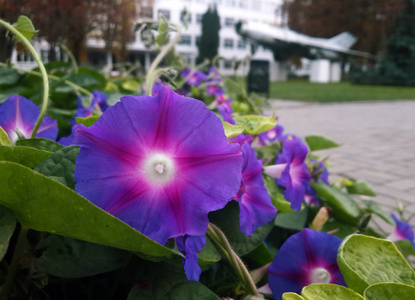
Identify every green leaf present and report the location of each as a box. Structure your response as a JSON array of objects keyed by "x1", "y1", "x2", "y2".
[
  {"x1": 78, "y1": 67, "x2": 106, "y2": 89},
  {"x1": 13, "y1": 15, "x2": 38, "y2": 41},
  {"x1": 198, "y1": 237, "x2": 221, "y2": 266},
  {"x1": 0, "y1": 145, "x2": 52, "y2": 168},
  {"x1": 305, "y1": 135, "x2": 340, "y2": 151},
  {"x1": 121, "y1": 80, "x2": 141, "y2": 92},
  {"x1": 16, "y1": 138, "x2": 63, "y2": 152},
  {"x1": 274, "y1": 208, "x2": 308, "y2": 231},
  {"x1": 222, "y1": 122, "x2": 245, "y2": 139},
  {"x1": 200, "y1": 262, "x2": 239, "y2": 295},
  {"x1": 76, "y1": 115, "x2": 100, "y2": 127},
  {"x1": 283, "y1": 293, "x2": 305, "y2": 300},
  {"x1": 0, "y1": 205, "x2": 16, "y2": 261},
  {"x1": 345, "y1": 180, "x2": 376, "y2": 196},
  {"x1": 233, "y1": 114, "x2": 276, "y2": 135},
  {"x1": 127, "y1": 261, "x2": 220, "y2": 300},
  {"x1": 34, "y1": 146, "x2": 79, "y2": 189},
  {"x1": 361, "y1": 200, "x2": 393, "y2": 224},
  {"x1": 0, "y1": 66, "x2": 20, "y2": 86},
  {"x1": 208, "y1": 201, "x2": 273, "y2": 256},
  {"x1": 245, "y1": 242, "x2": 274, "y2": 265},
  {"x1": 106, "y1": 91, "x2": 124, "y2": 106},
  {"x1": 322, "y1": 219, "x2": 357, "y2": 239},
  {"x1": 337, "y1": 234, "x2": 415, "y2": 294},
  {"x1": 0, "y1": 127, "x2": 11, "y2": 145},
  {"x1": 65, "y1": 73, "x2": 100, "y2": 90},
  {"x1": 364, "y1": 282, "x2": 415, "y2": 300},
  {"x1": 263, "y1": 175, "x2": 294, "y2": 214},
  {"x1": 35, "y1": 234, "x2": 131, "y2": 278},
  {"x1": 396, "y1": 240, "x2": 415, "y2": 262},
  {"x1": 156, "y1": 14, "x2": 169, "y2": 46},
  {"x1": 301, "y1": 284, "x2": 365, "y2": 300},
  {"x1": 311, "y1": 182, "x2": 360, "y2": 225},
  {"x1": 0, "y1": 161, "x2": 181, "y2": 259}
]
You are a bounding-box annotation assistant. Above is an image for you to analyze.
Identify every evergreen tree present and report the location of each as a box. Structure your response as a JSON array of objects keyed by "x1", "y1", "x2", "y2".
[
  {"x1": 351, "y1": 0, "x2": 415, "y2": 86},
  {"x1": 197, "y1": 5, "x2": 220, "y2": 64}
]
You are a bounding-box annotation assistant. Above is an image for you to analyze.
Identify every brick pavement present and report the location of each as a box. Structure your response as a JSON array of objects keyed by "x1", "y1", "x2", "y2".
[{"x1": 264, "y1": 99, "x2": 415, "y2": 230}]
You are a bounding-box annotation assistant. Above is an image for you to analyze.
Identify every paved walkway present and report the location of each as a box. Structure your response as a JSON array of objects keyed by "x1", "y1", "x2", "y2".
[{"x1": 265, "y1": 100, "x2": 415, "y2": 229}]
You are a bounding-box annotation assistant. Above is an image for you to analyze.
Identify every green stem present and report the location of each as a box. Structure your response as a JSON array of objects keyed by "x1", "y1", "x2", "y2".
[
  {"x1": 0, "y1": 62, "x2": 93, "y2": 101},
  {"x1": 60, "y1": 44, "x2": 78, "y2": 73},
  {"x1": 225, "y1": 77, "x2": 260, "y2": 114},
  {"x1": 207, "y1": 223, "x2": 261, "y2": 297},
  {"x1": 145, "y1": 24, "x2": 181, "y2": 95},
  {"x1": 0, "y1": 226, "x2": 29, "y2": 300},
  {"x1": 0, "y1": 18, "x2": 50, "y2": 138}
]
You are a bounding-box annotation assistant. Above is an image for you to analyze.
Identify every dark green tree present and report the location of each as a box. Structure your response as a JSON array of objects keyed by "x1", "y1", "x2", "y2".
[
  {"x1": 351, "y1": 0, "x2": 415, "y2": 86},
  {"x1": 196, "y1": 5, "x2": 220, "y2": 64}
]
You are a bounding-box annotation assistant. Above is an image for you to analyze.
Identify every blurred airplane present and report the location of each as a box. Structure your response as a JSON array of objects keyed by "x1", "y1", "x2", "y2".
[{"x1": 237, "y1": 21, "x2": 376, "y2": 60}]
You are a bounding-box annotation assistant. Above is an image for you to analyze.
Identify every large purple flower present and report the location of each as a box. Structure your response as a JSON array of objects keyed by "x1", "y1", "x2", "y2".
[
  {"x1": 181, "y1": 68, "x2": 207, "y2": 86},
  {"x1": 387, "y1": 214, "x2": 415, "y2": 248},
  {"x1": 74, "y1": 85, "x2": 243, "y2": 279},
  {"x1": 235, "y1": 144, "x2": 277, "y2": 236},
  {"x1": 268, "y1": 229, "x2": 346, "y2": 299},
  {"x1": 263, "y1": 138, "x2": 311, "y2": 211},
  {"x1": 0, "y1": 95, "x2": 58, "y2": 143}
]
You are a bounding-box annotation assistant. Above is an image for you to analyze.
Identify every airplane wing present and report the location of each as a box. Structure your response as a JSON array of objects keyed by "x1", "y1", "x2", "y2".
[{"x1": 238, "y1": 21, "x2": 376, "y2": 60}]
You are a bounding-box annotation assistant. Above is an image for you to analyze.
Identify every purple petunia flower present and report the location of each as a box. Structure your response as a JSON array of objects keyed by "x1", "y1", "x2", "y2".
[
  {"x1": 304, "y1": 158, "x2": 329, "y2": 206},
  {"x1": 257, "y1": 124, "x2": 286, "y2": 146},
  {"x1": 74, "y1": 85, "x2": 243, "y2": 280},
  {"x1": 176, "y1": 235, "x2": 206, "y2": 280},
  {"x1": 217, "y1": 104, "x2": 235, "y2": 124},
  {"x1": 229, "y1": 133, "x2": 254, "y2": 145},
  {"x1": 263, "y1": 138, "x2": 311, "y2": 211},
  {"x1": 0, "y1": 95, "x2": 58, "y2": 143},
  {"x1": 59, "y1": 91, "x2": 108, "y2": 146},
  {"x1": 387, "y1": 214, "x2": 415, "y2": 248},
  {"x1": 235, "y1": 144, "x2": 277, "y2": 236},
  {"x1": 207, "y1": 84, "x2": 225, "y2": 96},
  {"x1": 75, "y1": 90, "x2": 108, "y2": 119},
  {"x1": 181, "y1": 68, "x2": 207, "y2": 86},
  {"x1": 268, "y1": 228, "x2": 346, "y2": 299}
]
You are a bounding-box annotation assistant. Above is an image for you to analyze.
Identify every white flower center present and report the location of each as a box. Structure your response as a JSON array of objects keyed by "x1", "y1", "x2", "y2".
[
  {"x1": 310, "y1": 267, "x2": 331, "y2": 284},
  {"x1": 143, "y1": 153, "x2": 175, "y2": 185},
  {"x1": 267, "y1": 130, "x2": 277, "y2": 138}
]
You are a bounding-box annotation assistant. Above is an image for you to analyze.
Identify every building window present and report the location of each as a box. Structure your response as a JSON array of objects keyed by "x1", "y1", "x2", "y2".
[
  {"x1": 224, "y1": 38, "x2": 234, "y2": 49},
  {"x1": 196, "y1": 14, "x2": 203, "y2": 24},
  {"x1": 196, "y1": 36, "x2": 201, "y2": 47},
  {"x1": 41, "y1": 50, "x2": 49, "y2": 62},
  {"x1": 224, "y1": 60, "x2": 233, "y2": 69},
  {"x1": 226, "y1": 0, "x2": 236, "y2": 7},
  {"x1": 180, "y1": 35, "x2": 192, "y2": 46},
  {"x1": 237, "y1": 40, "x2": 247, "y2": 49},
  {"x1": 252, "y1": 2, "x2": 261, "y2": 10},
  {"x1": 158, "y1": 9, "x2": 170, "y2": 21},
  {"x1": 224, "y1": 17, "x2": 234, "y2": 27},
  {"x1": 239, "y1": 0, "x2": 248, "y2": 8},
  {"x1": 180, "y1": 9, "x2": 191, "y2": 23}
]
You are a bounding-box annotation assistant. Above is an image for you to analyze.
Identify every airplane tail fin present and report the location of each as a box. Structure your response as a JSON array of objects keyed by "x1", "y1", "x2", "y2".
[{"x1": 328, "y1": 32, "x2": 357, "y2": 49}]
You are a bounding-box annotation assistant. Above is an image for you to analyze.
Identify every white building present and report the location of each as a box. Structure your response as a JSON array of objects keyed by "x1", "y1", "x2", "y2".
[
  {"x1": 148, "y1": 0, "x2": 281, "y2": 76},
  {"x1": 11, "y1": 0, "x2": 283, "y2": 79}
]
